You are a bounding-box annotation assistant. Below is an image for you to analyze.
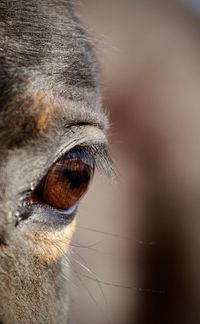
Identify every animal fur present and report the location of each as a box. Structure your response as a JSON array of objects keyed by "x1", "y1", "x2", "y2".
[{"x1": 0, "y1": 1, "x2": 109, "y2": 323}]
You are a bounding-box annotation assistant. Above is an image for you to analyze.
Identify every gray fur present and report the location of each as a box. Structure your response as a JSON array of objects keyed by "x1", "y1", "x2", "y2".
[{"x1": 0, "y1": 1, "x2": 108, "y2": 323}]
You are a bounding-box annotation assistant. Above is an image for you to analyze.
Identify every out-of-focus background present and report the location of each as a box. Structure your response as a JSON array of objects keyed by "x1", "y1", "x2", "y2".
[{"x1": 70, "y1": 1, "x2": 200, "y2": 323}]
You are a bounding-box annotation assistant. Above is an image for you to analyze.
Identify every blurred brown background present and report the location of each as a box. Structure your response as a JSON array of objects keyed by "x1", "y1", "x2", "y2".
[{"x1": 70, "y1": 1, "x2": 200, "y2": 323}]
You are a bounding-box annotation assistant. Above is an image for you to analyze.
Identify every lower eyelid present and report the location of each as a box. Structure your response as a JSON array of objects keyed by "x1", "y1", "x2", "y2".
[
  {"x1": 29, "y1": 201, "x2": 78, "y2": 216},
  {"x1": 16, "y1": 201, "x2": 78, "y2": 228}
]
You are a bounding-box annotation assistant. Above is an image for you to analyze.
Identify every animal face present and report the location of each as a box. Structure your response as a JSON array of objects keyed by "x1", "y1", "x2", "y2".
[{"x1": 0, "y1": 1, "x2": 112, "y2": 323}]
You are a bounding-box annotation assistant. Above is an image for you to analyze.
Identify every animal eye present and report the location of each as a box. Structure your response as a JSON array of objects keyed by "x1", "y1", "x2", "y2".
[{"x1": 29, "y1": 148, "x2": 95, "y2": 211}]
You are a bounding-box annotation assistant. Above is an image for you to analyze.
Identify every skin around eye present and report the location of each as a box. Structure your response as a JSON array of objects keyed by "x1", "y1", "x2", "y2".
[{"x1": 29, "y1": 148, "x2": 95, "y2": 211}]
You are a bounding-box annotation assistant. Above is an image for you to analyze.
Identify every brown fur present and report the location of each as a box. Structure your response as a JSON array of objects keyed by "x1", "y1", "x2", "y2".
[{"x1": 26, "y1": 220, "x2": 76, "y2": 264}]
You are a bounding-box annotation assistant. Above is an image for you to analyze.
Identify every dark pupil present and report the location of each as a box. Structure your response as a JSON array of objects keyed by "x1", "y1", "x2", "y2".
[
  {"x1": 62, "y1": 168, "x2": 91, "y2": 190},
  {"x1": 30, "y1": 151, "x2": 94, "y2": 210}
]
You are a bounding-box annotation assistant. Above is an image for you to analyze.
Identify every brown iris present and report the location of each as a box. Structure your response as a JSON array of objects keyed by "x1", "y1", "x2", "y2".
[{"x1": 29, "y1": 148, "x2": 95, "y2": 210}]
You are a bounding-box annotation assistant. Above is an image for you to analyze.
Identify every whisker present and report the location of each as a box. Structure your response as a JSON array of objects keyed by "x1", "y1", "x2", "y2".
[
  {"x1": 71, "y1": 249, "x2": 108, "y2": 304},
  {"x1": 70, "y1": 239, "x2": 104, "y2": 249},
  {"x1": 71, "y1": 244, "x2": 130, "y2": 261},
  {"x1": 75, "y1": 272, "x2": 166, "y2": 295},
  {"x1": 72, "y1": 267, "x2": 111, "y2": 323},
  {"x1": 69, "y1": 250, "x2": 111, "y2": 324},
  {"x1": 70, "y1": 248, "x2": 165, "y2": 295},
  {"x1": 76, "y1": 225, "x2": 155, "y2": 245}
]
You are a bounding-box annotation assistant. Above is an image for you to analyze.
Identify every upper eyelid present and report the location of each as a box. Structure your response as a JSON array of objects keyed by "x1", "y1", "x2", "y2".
[
  {"x1": 19, "y1": 125, "x2": 112, "y2": 198},
  {"x1": 61, "y1": 105, "x2": 109, "y2": 132},
  {"x1": 55, "y1": 125, "x2": 115, "y2": 177},
  {"x1": 54, "y1": 125, "x2": 108, "y2": 162}
]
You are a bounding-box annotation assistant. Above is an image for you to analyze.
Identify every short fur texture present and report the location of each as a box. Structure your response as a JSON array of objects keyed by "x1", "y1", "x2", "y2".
[{"x1": 0, "y1": 1, "x2": 108, "y2": 323}]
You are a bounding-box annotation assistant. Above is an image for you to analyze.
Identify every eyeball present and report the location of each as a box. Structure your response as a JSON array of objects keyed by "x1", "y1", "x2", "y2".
[{"x1": 29, "y1": 147, "x2": 95, "y2": 211}]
